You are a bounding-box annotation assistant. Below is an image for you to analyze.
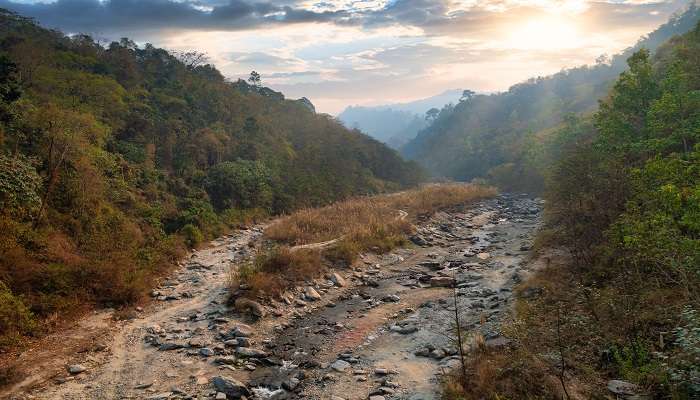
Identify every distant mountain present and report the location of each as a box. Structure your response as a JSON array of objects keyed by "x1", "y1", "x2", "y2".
[
  {"x1": 401, "y1": 2, "x2": 700, "y2": 191},
  {"x1": 338, "y1": 89, "x2": 463, "y2": 148}
]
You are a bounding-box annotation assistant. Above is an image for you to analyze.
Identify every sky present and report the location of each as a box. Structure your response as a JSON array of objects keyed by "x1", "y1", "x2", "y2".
[{"x1": 0, "y1": 0, "x2": 691, "y2": 114}]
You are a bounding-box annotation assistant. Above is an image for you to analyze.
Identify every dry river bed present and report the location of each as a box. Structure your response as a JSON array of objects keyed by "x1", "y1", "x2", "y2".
[{"x1": 4, "y1": 193, "x2": 542, "y2": 400}]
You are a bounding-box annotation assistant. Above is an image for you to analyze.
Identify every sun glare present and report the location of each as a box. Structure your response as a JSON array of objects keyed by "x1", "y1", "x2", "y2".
[{"x1": 507, "y1": 17, "x2": 582, "y2": 50}]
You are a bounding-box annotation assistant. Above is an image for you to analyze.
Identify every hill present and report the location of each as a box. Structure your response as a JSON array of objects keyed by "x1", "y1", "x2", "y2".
[
  {"x1": 338, "y1": 89, "x2": 462, "y2": 148},
  {"x1": 0, "y1": 8, "x2": 423, "y2": 345},
  {"x1": 402, "y1": 2, "x2": 700, "y2": 192}
]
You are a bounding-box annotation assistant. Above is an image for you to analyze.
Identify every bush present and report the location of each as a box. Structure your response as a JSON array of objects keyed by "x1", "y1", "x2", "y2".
[
  {"x1": 237, "y1": 247, "x2": 322, "y2": 298},
  {"x1": 0, "y1": 281, "x2": 36, "y2": 346},
  {"x1": 180, "y1": 224, "x2": 204, "y2": 248}
]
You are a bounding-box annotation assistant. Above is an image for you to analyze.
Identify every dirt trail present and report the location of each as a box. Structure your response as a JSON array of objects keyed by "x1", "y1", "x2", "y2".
[{"x1": 3, "y1": 194, "x2": 542, "y2": 400}]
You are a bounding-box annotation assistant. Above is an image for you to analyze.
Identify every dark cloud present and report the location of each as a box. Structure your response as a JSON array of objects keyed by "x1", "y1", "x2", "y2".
[{"x1": 0, "y1": 0, "x2": 348, "y2": 34}]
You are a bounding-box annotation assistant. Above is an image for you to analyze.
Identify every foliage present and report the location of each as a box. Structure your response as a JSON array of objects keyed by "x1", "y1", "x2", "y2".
[
  {"x1": 403, "y1": 4, "x2": 700, "y2": 193},
  {"x1": 450, "y1": 18, "x2": 700, "y2": 400},
  {"x1": 0, "y1": 8, "x2": 423, "y2": 346}
]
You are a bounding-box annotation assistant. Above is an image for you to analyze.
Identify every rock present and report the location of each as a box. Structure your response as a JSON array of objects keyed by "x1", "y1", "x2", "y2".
[
  {"x1": 382, "y1": 294, "x2": 400, "y2": 303},
  {"x1": 231, "y1": 323, "x2": 254, "y2": 337},
  {"x1": 607, "y1": 380, "x2": 649, "y2": 399},
  {"x1": 330, "y1": 273, "x2": 347, "y2": 287},
  {"x1": 390, "y1": 323, "x2": 418, "y2": 334},
  {"x1": 214, "y1": 356, "x2": 237, "y2": 365},
  {"x1": 429, "y1": 276, "x2": 455, "y2": 288},
  {"x1": 215, "y1": 393, "x2": 227, "y2": 400},
  {"x1": 67, "y1": 364, "x2": 87, "y2": 375},
  {"x1": 236, "y1": 347, "x2": 268, "y2": 358},
  {"x1": 199, "y1": 347, "x2": 214, "y2": 357},
  {"x1": 330, "y1": 359, "x2": 351, "y2": 372},
  {"x1": 369, "y1": 396, "x2": 385, "y2": 400},
  {"x1": 234, "y1": 298, "x2": 267, "y2": 318},
  {"x1": 212, "y1": 376, "x2": 250, "y2": 398},
  {"x1": 409, "y1": 235, "x2": 427, "y2": 246},
  {"x1": 304, "y1": 286, "x2": 322, "y2": 301},
  {"x1": 476, "y1": 252, "x2": 490, "y2": 260},
  {"x1": 158, "y1": 342, "x2": 184, "y2": 351},
  {"x1": 145, "y1": 393, "x2": 172, "y2": 400}
]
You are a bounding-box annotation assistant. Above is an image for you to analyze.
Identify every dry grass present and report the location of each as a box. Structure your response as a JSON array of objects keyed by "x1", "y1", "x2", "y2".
[
  {"x1": 265, "y1": 183, "x2": 496, "y2": 246},
  {"x1": 234, "y1": 184, "x2": 495, "y2": 300},
  {"x1": 233, "y1": 247, "x2": 323, "y2": 298}
]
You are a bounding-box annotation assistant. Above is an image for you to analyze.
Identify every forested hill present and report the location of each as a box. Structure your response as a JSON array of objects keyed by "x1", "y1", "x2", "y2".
[
  {"x1": 0, "y1": 8, "x2": 422, "y2": 333},
  {"x1": 402, "y1": 3, "x2": 700, "y2": 192}
]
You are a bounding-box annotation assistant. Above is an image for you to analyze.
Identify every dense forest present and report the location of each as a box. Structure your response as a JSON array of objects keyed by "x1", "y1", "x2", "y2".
[
  {"x1": 0, "y1": 8, "x2": 423, "y2": 345},
  {"x1": 449, "y1": 16, "x2": 699, "y2": 400},
  {"x1": 402, "y1": 4, "x2": 700, "y2": 193}
]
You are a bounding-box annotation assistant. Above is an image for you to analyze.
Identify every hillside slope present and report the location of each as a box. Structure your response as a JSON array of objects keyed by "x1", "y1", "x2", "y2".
[
  {"x1": 0, "y1": 8, "x2": 423, "y2": 346},
  {"x1": 402, "y1": 3, "x2": 700, "y2": 191},
  {"x1": 338, "y1": 89, "x2": 462, "y2": 148}
]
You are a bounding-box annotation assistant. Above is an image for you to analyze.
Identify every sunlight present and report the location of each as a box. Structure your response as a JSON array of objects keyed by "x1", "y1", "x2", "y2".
[{"x1": 506, "y1": 16, "x2": 582, "y2": 50}]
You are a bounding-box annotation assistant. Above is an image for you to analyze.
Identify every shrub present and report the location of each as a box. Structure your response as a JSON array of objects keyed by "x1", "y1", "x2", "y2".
[
  {"x1": 180, "y1": 224, "x2": 204, "y2": 248},
  {"x1": 0, "y1": 281, "x2": 36, "y2": 346}
]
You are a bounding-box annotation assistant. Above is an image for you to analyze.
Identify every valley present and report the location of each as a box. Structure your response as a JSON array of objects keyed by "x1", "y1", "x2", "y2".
[{"x1": 3, "y1": 194, "x2": 542, "y2": 400}]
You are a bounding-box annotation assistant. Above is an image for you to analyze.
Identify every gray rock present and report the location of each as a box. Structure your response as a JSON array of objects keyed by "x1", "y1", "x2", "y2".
[
  {"x1": 430, "y1": 276, "x2": 455, "y2": 288},
  {"x1": 199, "y1": 347, "x2": 214, "y2": 357},
  {"x1": 382, "y1": 294, "x2": 400, "y2": 303},
  {"x1": 67, "y1": 364, "x2": 87, "y2": 375},
  {"x1": 330, "y1": 359, "x2": 351, "y2": 372},
  {"x1": 212, "y1": 376, "x2": 250, "y2": 398},
  {"x1": 236, "y1": 347, "x2": 268, "y2": 358}
]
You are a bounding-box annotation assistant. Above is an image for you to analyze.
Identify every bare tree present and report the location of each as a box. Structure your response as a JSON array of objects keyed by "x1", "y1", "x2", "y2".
[{"x1": 175, "y1": 51, "x2": 210, "y2": 68}]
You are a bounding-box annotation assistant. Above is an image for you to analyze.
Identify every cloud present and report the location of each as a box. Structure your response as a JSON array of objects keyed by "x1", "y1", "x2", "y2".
[
  {"x1": 0, "y1": 0, "x2": 690, "y2": 113},
  {"x1": 0, "y1": 0, "x2": 348, "y2": 34}
]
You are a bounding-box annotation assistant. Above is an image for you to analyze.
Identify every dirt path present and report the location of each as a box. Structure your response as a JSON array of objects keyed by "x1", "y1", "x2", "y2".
[{"x1": 3, "y1": 194, "x2": 542, "y2": 400}]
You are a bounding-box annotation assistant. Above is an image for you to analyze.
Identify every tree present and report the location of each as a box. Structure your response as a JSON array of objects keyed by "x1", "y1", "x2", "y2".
[
  {"x1": 425, "y1": 107, "x2": 440, "y2": 122},
  {"x1": 459, "y1": 89, "x2": 475, "y2": 103},
  {"x1": 175, "y1": 51, "x2": 209, "y2": 69},
  {"x1": 248, "y1": 70, "x2": 261, "y2": 87},
  {"x1": 205, "y1": 160, "x2": 273, "y2": 211}
]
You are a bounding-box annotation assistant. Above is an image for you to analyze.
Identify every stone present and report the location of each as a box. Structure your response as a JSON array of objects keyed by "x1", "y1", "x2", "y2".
[
  {"x1": 236, "y1": 347, "x2": 268, "y2": 358},
  {"x1": 145, "y1": 393, "x2": 172, "y2": 400},
  {"x1": 67, "y1": 364, "x2": 87, "y2": 375},
  {"x1": 369, "y1": 396, "x2": 385, "y2": 400},
  {"x1": 382, "y1": 294, "x2": 400, "y2": 303},
  {"x1": 390, "y1": 322, "x2": 418, "y2": 334},
  {"x1": 232, "y1": 324, "x2": 254, "y2": 337},
  {"x1": 304, "y1": 286, "x2": 322, "y2": 301},
  {"x1": 216, "y1": 393, "x2": 227, "y2": 400},
  {"x1": 199, "y1": 347, "x2": 214, "y2": 357},
  {"x1": 607, "y1": 380, "x2": 649, "y2": 398},
  {"x1": 158, "y1": 342, "x2": 184, "y2": 351},
  {"x1": 234, "y1": 298, "x2": 267, "y2": 318},
  {"x1": 212, "y1": 376, "x2": 250, "y2": 398},
  {"x1": 330, "y1": 359, "x2": 351, "y2": 372},
  {"x1": 429, "y1": 276, "x2": 455, "y2": 288},
  {"x1": 330, "y1": 273, "x2": 347, "y2": 287}
]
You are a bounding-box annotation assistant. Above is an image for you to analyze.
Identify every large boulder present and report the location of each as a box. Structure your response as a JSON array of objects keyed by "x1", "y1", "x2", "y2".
[{"x1": 212, "y1": 376, "x2": 250, "y2": 398}]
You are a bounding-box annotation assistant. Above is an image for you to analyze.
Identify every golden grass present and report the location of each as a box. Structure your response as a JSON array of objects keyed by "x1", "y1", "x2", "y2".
[
  {"x1": 234, "y1": 184, "x2": 495, "y2": 300},
  {"x1": 265, "y1": 183, "x2": 496, "y2": 246}
]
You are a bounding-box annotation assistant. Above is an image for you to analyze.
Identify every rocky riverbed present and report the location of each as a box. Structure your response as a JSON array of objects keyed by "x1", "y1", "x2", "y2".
[{"x1": 5, "y1": 194, "x2": 542, "y2": 400}]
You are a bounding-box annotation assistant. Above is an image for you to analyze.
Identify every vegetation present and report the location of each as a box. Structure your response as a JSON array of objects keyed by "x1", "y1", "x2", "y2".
[
  {"x1": 0, "y1": 9, "x2": 424, "y2": 347},
  {"x1": 403, "y1": 4, "x2": 700, "y2": 193},
  {"x1": 446, "y1": 19, "x2": 700, "y2": 400},
  {"x1": 237, "y1": 184, "x2": 496, "y2": 298}
]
